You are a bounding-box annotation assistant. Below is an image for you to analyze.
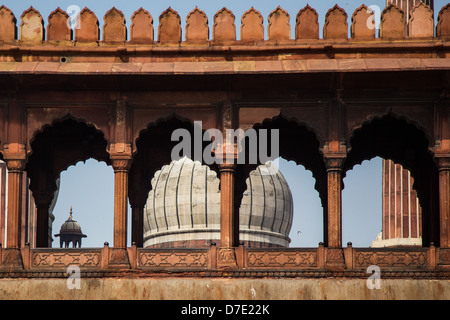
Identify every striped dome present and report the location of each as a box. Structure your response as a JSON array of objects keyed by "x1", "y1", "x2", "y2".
[{"x1": 143, "y1": 157, "x2": 293, "y2": 248}]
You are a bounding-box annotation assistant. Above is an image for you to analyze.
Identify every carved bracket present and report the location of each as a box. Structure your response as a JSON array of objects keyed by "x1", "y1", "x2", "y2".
[
  {"x1": 435, "y1": 156, "x2": 450, "y2": 171},
  {"x1": 111, "y1": 158, "x2": 132, "y2": 172}
]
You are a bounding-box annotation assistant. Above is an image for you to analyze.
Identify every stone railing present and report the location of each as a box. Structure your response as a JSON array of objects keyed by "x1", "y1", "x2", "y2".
[
  {"x1": 1, "y1": 243, "x2": 450, "y2": 277},
  {"x1": 0, "y1": 3, "x2": 449, "y2": 45}
]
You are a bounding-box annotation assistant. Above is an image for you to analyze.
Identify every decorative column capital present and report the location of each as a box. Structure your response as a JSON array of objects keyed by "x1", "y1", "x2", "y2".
[
  {"x1": 108, "y1": 142, "x2": 132, "y2": 155},
  {"x1": 218, "y1": 162, "x2": 237, "y2": 172},
  {"x1": 2, "y1": 143, "x2": 27, "y2": 172},
  {"x1": 324, "y1": 155, "x2": 346, "y2": 172},
  {"x1": 435, "y1": 156, "x2": 450, "y2": 171},
  {"x1": 323, "y1": 141, "x2": 346, "y2": 172},
  {"x1": 4, "y1": 159, "x2": 26, "y2": 172},
  {"x1": 111, "y1": 157, "x2": 132, "y2": 172},
  {"x1": 214, "y1": 142, "x2": 238, "y2": 168},
  {"x1": 33, "y1": 190, "x2": 54, "y2": 208}
]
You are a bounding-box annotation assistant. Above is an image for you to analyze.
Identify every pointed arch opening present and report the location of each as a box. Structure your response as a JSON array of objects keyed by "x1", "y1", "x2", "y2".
[
  {"x1": 26, "y1": 117, "x2": 111, "y2": 248},
  {"x1": 239, "y1": 115, "x2": 327, "y2": 248},
  {"x1": 129, "y1": 115, "x2": 215, "y2": 247},
  {"x1": 343, "y1": 114, "x2": 439, "y2": 247}
]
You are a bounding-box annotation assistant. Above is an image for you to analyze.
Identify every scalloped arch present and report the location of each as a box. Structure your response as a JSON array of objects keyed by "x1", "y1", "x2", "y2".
[
  {"x1": 253, "y1": 111, "x2": 326, "y2": 152},
  {"x1": 250, "y1": 112, "x2": 327, "y2": 207},
  {"x1": 26, "y1": 115, "x2": 111, "y2": 196},
  {"x1": 28, "y1": 113, "x2": 110, "y2": 157},
  {"x1": 343, "y1": 112, "x2": 435, "y2": 194},
  {"x1": 346, "y1": 111, "x2": 434, "y2": 154},
  {"x1": 133, "y1": 112, "x2": 201, "y2": 156}
]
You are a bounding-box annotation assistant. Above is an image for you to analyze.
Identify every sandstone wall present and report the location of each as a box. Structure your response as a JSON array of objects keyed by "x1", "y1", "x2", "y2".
[{"x1": 1, "y1": 277, "x2": 449, "y2": 300}]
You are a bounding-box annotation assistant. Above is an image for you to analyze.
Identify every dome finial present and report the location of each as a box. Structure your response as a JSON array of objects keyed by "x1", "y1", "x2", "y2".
[{"x1": 69, "y1": 206, "x2": 73, "y2": 219}]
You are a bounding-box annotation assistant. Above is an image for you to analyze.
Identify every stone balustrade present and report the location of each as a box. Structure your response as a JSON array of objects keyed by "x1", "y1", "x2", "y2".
[{"x1": 1, "y1": 242, "x2": 450, "y2": 278}]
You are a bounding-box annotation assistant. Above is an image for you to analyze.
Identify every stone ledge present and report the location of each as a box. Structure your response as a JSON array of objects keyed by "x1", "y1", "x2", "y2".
[
  {"x1": 0, "y1": 58, "x2": 449, "y2": 75},
  {"x1": 2, "y1": 268, "x2": 450, "y2": 280},
  {"x1": 0, "y1": 277, "x2": 450, "y2": 299}
]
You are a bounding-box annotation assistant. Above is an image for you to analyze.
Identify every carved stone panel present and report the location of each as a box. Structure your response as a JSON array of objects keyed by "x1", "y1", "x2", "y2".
[
  {"x1": 139, "y1": 250, "x2": 208, "y2": 268},
  {"x1": 355, "y1": 249, "x2": 427, "y2": 268},
  {"x1": 2, "y1": 249, "x2": 22, "y2": 268},
  {"x1": 268, "y1": 6, "x2": 290, "y2": 40},
  {"x1": 326, "y1": 248, "x2": 345, "y2": 267},
  {"x1": 439, "y1": 248, "x2": 450, "y2": 265},
  {"x1": 295, "y1": 5, "x2": 319, "y2": 40},
  {"x1": 185, "y1": 7, "x2": 209, "y2": 42},
  {"x1": 240, "y1": 7, "x2": 264, "y2": 41},
  {"x1": 32, "y1": 250, "x2": 102, "y2": 268},
  {"x1": 109, "y1": 248, "x2": 130, "y2": 266},
  {"x1": 247, "y1": 250, "x2": 317, "y2": 268}
]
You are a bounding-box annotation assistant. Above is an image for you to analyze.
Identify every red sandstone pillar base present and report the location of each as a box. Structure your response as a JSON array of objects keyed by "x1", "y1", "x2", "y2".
[
  {"x1": 217, "y1": 247, "x2": 238, "y2": 269},
  {"x1": 108, "y1": 248, "x2": 131, "y2": 269},
  {"x1": 1, "y1": 248, "x2": 23, "y2": 269}
]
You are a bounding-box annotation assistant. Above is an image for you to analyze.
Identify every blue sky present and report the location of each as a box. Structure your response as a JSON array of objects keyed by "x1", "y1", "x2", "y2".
[{"x1": 3, "y1": 0, "x2": 444, "y2": 248}]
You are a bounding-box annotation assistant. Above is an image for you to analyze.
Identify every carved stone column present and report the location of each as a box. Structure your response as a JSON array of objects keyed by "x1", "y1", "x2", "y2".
[
  {"x1": 218, "y1": 162, "x2": 237, "y2": 268},
  {"x1": 437, "y1": 157, "x2": 450, "y2": 248},
  {"x1": 215, "y1": 141, "x2": 238, "y2": 268},
  {"x1": 219, "y1": 162, "x2": 237, "y2": 248},
  {"x1": 4, "y1": 159, "x2": 26, "y2": 248},
  {"x1": 111, "y1": 157, "x2": 132, "y2": 248},
  {"x1": 325, "y1": 156, "x2": 345, "y2": 248}
]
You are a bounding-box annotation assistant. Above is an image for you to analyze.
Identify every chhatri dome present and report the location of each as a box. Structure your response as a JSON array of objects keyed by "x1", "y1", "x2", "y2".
[
  {"x1": 54, "y1": 207, "x2": 87, "y2": 248},
  {"x1": 144, "y1": 157, "x2": 293, "y2": 248}
]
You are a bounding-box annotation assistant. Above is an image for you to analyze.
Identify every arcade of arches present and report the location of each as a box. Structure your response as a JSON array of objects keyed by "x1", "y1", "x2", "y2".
[{"x1": 0, "y1": 3, "x2": 449, "y2": 289}]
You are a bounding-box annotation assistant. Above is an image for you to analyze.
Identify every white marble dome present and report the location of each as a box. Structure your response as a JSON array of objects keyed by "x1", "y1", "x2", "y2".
[{"x1": 143, "y1": 157, "x2": 293, "y2": 248}]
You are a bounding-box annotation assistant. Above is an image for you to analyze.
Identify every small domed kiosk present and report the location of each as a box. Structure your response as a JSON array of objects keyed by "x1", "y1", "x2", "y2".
[{"x1": 54, "y1": 207, "x2": 87, "y2": 248}]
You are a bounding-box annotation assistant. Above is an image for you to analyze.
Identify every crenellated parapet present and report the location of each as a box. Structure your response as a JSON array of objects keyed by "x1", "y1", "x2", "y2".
[
  {"x1": 0, "y1": 3, "x2": 449, "y2": 45},
  {"x1": 129, "y1": 8, "x2": 153, "y2": 44},
  {"x1": 75, "y1": 7, "x2": 99, "y2": 43},
  {"x1": 295, "y1": 5, "x2": 319, "y2": 40},
  {"x1": 186, "y1": 7, "x2": 209, "y2": 42}
]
